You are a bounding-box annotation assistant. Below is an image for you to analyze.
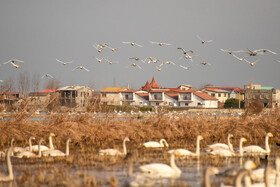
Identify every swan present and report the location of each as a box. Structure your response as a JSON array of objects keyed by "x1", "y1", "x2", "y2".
[
  {"x1": 203, "y1": 166, "x2": 219, "y2": 187},
  {"x1": 206, "y1": 134, "x2": 234, "y2": 152},
  {"x1": 10, "y1": 138, "x2": 27, "y2": 154},
  {"x1": 0, "y1": 148, "x2": 13, "y2": 182},
  {"x1": 72, "y1": 66, "x2": 90, "y2": 72},
  {"x1": 42, "y1": 138, "x2": 71, "y2": 157},
  {"x1": 197, "y1": 35, "x2": 213, "y2": 44},
  {"x1": 243, "y1": 132, "x2": 273, "y2": 155},
  {"x1": 139, "y1": 150, "x2": 181, "y2": 178},
  {"x1": 14, "y1": 137, "x2": 39, "y2": 158},
  {"x1": 99, "y1": 137, "x2": 130, "y2": 156},
  {"x1": 143, "y1": 139, "x2": 169, "y2": 148},
  {"x1": 208, "y1": 137, "x2": 247, "y2": 157},
  {"x1": 168, "y1": 135, "x2": 203, "y2": 157},
  {"x1": 26, "y1": 133, "x2": 55, "y2": 152}
]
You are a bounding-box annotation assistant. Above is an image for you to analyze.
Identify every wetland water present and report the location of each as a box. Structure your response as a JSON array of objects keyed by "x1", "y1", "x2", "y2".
[{"x1": 0, "y1": 149, "x2": 277, "y2": 187}]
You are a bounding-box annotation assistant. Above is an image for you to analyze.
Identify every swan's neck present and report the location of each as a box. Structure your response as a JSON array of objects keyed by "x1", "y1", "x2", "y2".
[
  {"x1": 235, "y1": 169, "x2": 250, "y2": 187},
  {"x1": 239, "y1": 140, "x2": 244, "y2": 157},
  {"x1": 123, "y1": 139, "x2": 127, "y2": 155},
  {"x1": 265, "y1": 135, "x2": 270, "y2": 152},
  {"x1": 204, "y1": 169, "x2": 213, "y2": 187},
  {"x1": 29, "y1": 138, "x2": 33, "y2": 152},
  {"x1": 195, "y1": 138, "x2": 200, "y2": 156},
  {"x1": 227, "y1": 136, "x2": 234, "y2": 152},
  {"x1": 66, "y1": 140, "x2": 70, "y2": 156},
  {"x1": 162, "y1": 140, "x2": 168, "y2": 147},
  {"x1": 38, "y1": 141, "x2": 42, "y2": 157},
  {"x1": 49, "y1": 135, "x2": 54, "y2": 150},
  {"x1": 7, "y1": 149, "x2": 14, "y2": 180},
  {"x1": 160, "y1": 139, "x2": 164, "y2": 147},
  {"x1": 170, "y1": 154, "x2": 180, "y2": 174}
]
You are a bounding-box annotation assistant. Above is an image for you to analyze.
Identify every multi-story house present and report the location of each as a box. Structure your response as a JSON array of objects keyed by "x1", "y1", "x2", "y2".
[
  {"x1": 202, "y1": 88, "x2": 230, "y2": 104},
  {"x1": 100, "y1": 87, "x2": 127, "y2": 105},
  {"x1": 57, "y1": 86, "x2": 93, "y2": 111}
]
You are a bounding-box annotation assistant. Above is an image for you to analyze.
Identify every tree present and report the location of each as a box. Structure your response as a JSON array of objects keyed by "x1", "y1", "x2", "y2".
[
  {"x1": 224, "y1": 98, "x2": 244, "y2": 108},
  {"x1": 44, "y1": 79, "x2": 60, "y2": 90},
  {"x1": 32, "y1": 73, "x2": 40, "y2": 92},
  {"x1": 18, "y1": 72, "x2": 30, "y2": 97}
]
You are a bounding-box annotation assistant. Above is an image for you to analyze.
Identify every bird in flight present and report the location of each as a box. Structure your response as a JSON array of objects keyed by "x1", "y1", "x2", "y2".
[
  {"x1": 197, "y1": 35, "x2": 213, "y2": 44},
  {"x1": 129, "y1": 57, "x2": 141, "y2": 61},
  {"x1": 179, "y1": 65, "x2": 190, "y2": 70},
  {"x1": 129, "y1": 63, "x2": 142, "y2": 69},
  {"x1": 220, "y1": 49, "x2": 242, "y2": 55},
  {"x1": 41, "y1": 74, "x2": 54, "y2": 79},
  {"x1": 149, "y1": 41, "x2": 172, "y2": 46},
  {"x1": 160, "y1": 61, "x2": 176, "y2": 67},
  {"x1": 72, "y1": 66, "x2": 90, "y2": 72},
  {"x1": 93, "y1": 56, "x2": 107, "y2": 63},
  {"x1": 180, "y1": 54, "x2": 199, "y2": 62},
  {"x1": 232, "y1": 54, "x2": 247, "y2": 61},
  {"x1": 200, "y1": 62, "x2": 211, "y2": 66},
  {"x1": 3, "y1": 59, "x2": 24, "y2": 68},
  {"x1": 93, "y1": 44, "x2": 105, "y2": 53},
  {"x1": 177, "y1": 48, "x2": 194, "y2": 55},
  {"x1": 122, "y1": 42, "x2": 143, "y2": 47},
  {"x1": 107, "y1": 46, "x2": 121, "y2": 52},
  {"x1": 56, "y1": 59, "x2": 73, "y2": 66},
  {"x1": 105, "y1": 59, "x2": 119, "y2": 65},
  {"x1": 244, "y1": 48, "x2": 264, "y2": 56},
  {"x1": 155, "y1": 66, "x2": 165, "y2": 71},
  {"x1": 254, "y1": 49, "x2": 277, "y2": 55},
  {"x1": 244, "y1": 59, "x2": 260, "y2": 66}
]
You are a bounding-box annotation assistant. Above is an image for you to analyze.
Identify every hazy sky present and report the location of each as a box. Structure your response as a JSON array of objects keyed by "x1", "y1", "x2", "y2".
[{"x1": 1, "y1": 0, "x2": 280, "y2": 91}]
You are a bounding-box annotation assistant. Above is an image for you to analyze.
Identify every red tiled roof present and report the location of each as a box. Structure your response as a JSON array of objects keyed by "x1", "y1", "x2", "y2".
[
  {"x1": 42, "y1": 89, "x2": 56, "y2": 93},
  {"x1": 149, "y1": 89, "x2": 169, "y2": 93},
  {"x1": 194, "y1": 92, "x2": 218, "y2": 100},
  {"x1": 167, "y1": 88, "x2": 199, "y2": 93},
  {"x1": 165, "y1": 93, "x2": 178, "y2": 100},
  {"x1": 121, "y1": 90, "x2": 139, "y2": 93},
  {"x1": 150, "y1": 76, "x2": 160, "y2": 89},
  {"x1": 141, "y1": 81, "x2": 152, "y2": 91},
  {"x1": 136, "y1": 93, "x2": 149, "y2": 100}
]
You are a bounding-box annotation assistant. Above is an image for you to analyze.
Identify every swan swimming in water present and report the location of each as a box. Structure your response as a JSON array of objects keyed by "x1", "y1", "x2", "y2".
[
  {"x1": 42, "y1": 138, "x2": 71, "y2": 157},
  {"x1": 139, "y1": 150, "x2": 181, "y2": 178},
  {"x1": 99, "y1": 137, "x2": 130, "y2": 156},
  {"x1": 143, "y1": 139, "x2": 169, "y2": 148},
  {"x1": 26, "y1": 133, "x2": 55, "y2": 152},
  {"x1": 206, "y1": 134, "x2": 234, "y2": 152},
  {"x1": 0, "y1": 148, "x2": 13, "y2": 182},
  {"x1": 243, "y1": 132, "x2": 273, "y2": 155},
  {"x1": 168, "y1": 135, "x2": 203, "y2": 157}
]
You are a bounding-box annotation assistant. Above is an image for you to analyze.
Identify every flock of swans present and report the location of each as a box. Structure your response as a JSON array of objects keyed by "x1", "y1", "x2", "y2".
[{"x1": 0, "y1": 131, "x2": 279, "y2": 186}]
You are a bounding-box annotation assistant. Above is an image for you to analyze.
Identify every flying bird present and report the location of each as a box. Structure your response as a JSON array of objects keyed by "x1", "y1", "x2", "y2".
[
  {"x1": 244, "y1": 59, "x2": 260, "y2": 66},
  {"x1": 179, "y1": 65, "x2": 190, "y2": 70},
  {"x1": 254, "y1": 49, "x2": 277, "y2": 55},
  {"x1": 244, "y1": 48, "x2": 264, "y2": 56},
  {"x1": 129, "y1": 63, "x2": 142, "y2": 69},
  {"x1": 129, "y1": 57, "x2": 141, "y2": 61},
  {"x1": 232, "y1": 54, "x2": 248, "y2": 61},
  {"x1": 220, "y1": 49, "x2": 242, "y2": 55},
  {"x1": 93, "y1": 44, "x2": 104, "y2": 53},
  {"x1": 149, "y1": 41, "x2": 172, "y2": 46},
  {"x1": 197, "y1": 35, "x2": 213, "y2": 44},
  {"x1": 177, "y1": 48, "x2": 194, "y2": 55},
  {"x1": 122, "y1": 42, "x2": 143, "y2": 47},
  {"x1": 93, "y1": 56, "x2": 107, "y2": 63},
  {"x1": 107, "y1": 46, "x2": 121, "y2": 52},
  {"x1": 105, "y1": 59, "x2": 119, "y2": 65},
  {"x1": 160, "y1": 61, "x2": 176, "y2": 66},
  {"x1": 41, "y1": 74, "x2": 54, "y2": 79},
  {"x1": 155, "y1": 66, "x2": 165, "y2": 71},
  {"x1": 3, "y1": 59, "x2": 24, "y2": 68},
  {"x1": 72, "y1": 66, "x2": 90, "y2": 72},
  {"x1": 56, "y1": 59, "x2": 73, "y2": 66},
  {"x1": 180, "y1": 54, "x2": 199, "y2": 62},
  {"x1": 200, "y1": 62, "x2": 211, "y2": 66}
]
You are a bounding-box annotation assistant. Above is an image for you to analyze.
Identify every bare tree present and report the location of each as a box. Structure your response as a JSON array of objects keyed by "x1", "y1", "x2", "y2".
[
  {"x1": 44, "y1": 79, "x2": 60, "y2": 90},
  {"x1": 18, "y1": 72, "x2": 30, "y2": 97},
  {"x1": 32, "y1": 73, "x2": 40, "y2": 92},
  {"x1": 1, "y1": 78, "x2": 15, "y2": 92}
]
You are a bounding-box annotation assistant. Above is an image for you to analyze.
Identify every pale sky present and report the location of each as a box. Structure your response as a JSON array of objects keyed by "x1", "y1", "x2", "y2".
[{"x1": 0, "y1": 0, "x2": 280, "y2": 91}]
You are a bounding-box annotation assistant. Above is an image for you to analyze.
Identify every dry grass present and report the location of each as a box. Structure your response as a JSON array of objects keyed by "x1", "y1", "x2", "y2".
[{"x1": 0, "y1": 112, "x2": 280, "y2": 152}]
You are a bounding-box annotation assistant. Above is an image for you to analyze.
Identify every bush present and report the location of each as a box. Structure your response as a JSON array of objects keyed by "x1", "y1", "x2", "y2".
[{"x1": 224, "y1": 98, "x2": 244, "y2": 108}]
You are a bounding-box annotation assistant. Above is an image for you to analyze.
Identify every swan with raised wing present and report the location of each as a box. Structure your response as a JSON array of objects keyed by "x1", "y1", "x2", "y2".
[
  {"x1": 99, "y1": 137, "x2": 130, "y2": 156},
  {"x1": 143, "y1": 139, "x2": 169, "y2": 148}
]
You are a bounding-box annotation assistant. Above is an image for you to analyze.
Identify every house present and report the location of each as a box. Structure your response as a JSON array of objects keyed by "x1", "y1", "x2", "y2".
[
  {"x1": 0, "y1": 92, "x2": 23, "y2": 108},
  {"x1": 57, "y1": 86, "x2": 93, "y2": 111},
  {"x1": 121, "y1": 90, "x2": 149, "y2": 106},
  {"x1": 201, "y1": 88, "x2": 230, "y2": 104},
  {"x1": 100, "y1": 87, "x2": 127, "y2": 105},
  {"x1": 193, "y1": 92, "x2": 218, "y2": 108},
  {"x1": 205, "y1": 87, "x2": 244, "y2": 101},
  {"x1": 244, "y1": 84, "x2": 280, "y2": 108},
  {"x1": 27, "y1": 89, "x2": 56, "y2": 109}
]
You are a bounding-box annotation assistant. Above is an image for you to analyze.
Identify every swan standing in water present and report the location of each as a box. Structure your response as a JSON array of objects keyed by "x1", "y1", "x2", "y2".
[
  {"x1": 243, "y1": 132, "x2": 273, "y2": 155},
  {"x1": 26, "y1": 133, "x2": 55, "y2": 152},
  {"x1": 99, "y1": 137, "x2": 130, "y2": 156},
  {"x1": 42, "y1": 138, "x2": 71, "y2": 157},
  {"x1": 0, "y1": 148, "x2": 13, "y2": 182},
  {"x1": 206, "y1": 134, "x2": 234, "y2": 152},
  {"x1": 168, "y1": 135, "x2": 203, "y2": 157},
  {"x1": 139, "y1": 150, "x2": 181, "y2": 178},
  {"x1": 143, "y1": 139, "x2": 169, "y2": 148}
]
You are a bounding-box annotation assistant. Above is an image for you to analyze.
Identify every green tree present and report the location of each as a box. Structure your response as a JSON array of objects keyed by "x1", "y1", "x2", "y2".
[{"x1": 224, "y1": 98, "x2": 244, "y2": 108}]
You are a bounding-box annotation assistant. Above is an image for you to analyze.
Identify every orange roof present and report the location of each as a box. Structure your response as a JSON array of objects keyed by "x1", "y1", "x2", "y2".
[
  {"x1": 167, "y1": 88, "x2": 199, "y2": 93},
  {"x1": 165, "y1": 93, "x2": 178, "y2": 100},
  {"x1": 100, "y1": 87, "x2": 127, "y2": 92},
  {"x1": 194, "y1": 92, "x2": 218, "y2": 100},
  {"x1": 42, "y1": 89, "x2": 56, "y2": 93},
  {"x1": 150, "y1": 76, "x2": 160, "y2": 89},
  {"x1": 141, "y1": 81, "x2": 152, "y2": 91},
  {"x1": 136, "y1": 93, "x2": 149, "y2": 100},
  {"x1": 121, "y1": 89, "x2": 139, "y2": 93}
]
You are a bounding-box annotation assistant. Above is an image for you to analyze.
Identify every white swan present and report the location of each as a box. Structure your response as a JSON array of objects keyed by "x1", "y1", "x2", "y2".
[
  {"x1": 139, "y1": 150, "x2": 181, "y2": 178},
  {"x1": 0, "y1": 148, "x2": 13, "y2": 182},
  {"x1": 14, "y1": 137, "x2": 38, "y2": 158},
  {"x1": 42, "y1": 138, "x2": 71, "y2": 157},
  {"x1": 203, "y1": 167, "x2": 219, "y2": 187},
  {"x1": 208, "y1": 137, "x2": 247, "y2": 157},
  {"x1": 99, "y1": 137, "x2": 130, "y2": 156},
  {"x1": 26, "y1": 133, "x2": 55, "y2": 152},
  {"x1": 10, "y1": 138, "x2": 27, "y2": 155},
  {"x1": 143, "y1": 139, "x2": 169, "y2": 148},
  {"x1": 243, "y1": 132, "x2": 273, "y2": 155},
  {"x1": 206, "y1": 134, "x2": 234, "y2": 152},
  {"x1": 168, "y1": 135, "x2": 203, "y2": 157}
]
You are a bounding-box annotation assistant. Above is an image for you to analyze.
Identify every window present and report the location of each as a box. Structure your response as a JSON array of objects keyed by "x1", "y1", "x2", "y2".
[
  {"x1": 218, "y1": 93, "x2": 221, "y2": 97},
  {"x1": 211, "y1": 93, "x2": 215, "y2": 97},
  {"x1": 228, "y1": 93, "x2": 230, "y2": 98},
  {"x1": 224, "y1": 93, "x2": 227, "y2": 97},
  {"x1": 183, "y1": 94, "x2": 191, "y2": 100},
  {"x1": 125, "y1": 95, "x2": 129, "y2": 100},
  {"x1": 185, "y1": 103, "x2": 188, "y2": 106},
  {"x1": 156, "y1": 102, "x2": 159, "y2": 106},
  {"x1": 154, "y1": 95, "x2": 158, "y2": 100}
]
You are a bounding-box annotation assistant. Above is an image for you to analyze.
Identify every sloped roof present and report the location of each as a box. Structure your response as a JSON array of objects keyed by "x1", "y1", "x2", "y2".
[
  {"x1": 149, "y1": 89, "x2": 170, "y2": 93},
  {"x1": 205, "y1": 89, "x2": 230, "y2": 93},
  {"x1": 42, "y1": 89, "x2": 56, "y2": 93},
  {"x1": 165, "y1": 93, "x2": 178, "y2": 100},
  {"x1": 136, "y1": 93, "x2": 149, "y2": 100},
  {"x1": 100, "y1": 87, "x2": 127, "y2": 92},
  {"x1": 150, "y1": 76, "x2": 160, "y2": 89},
  {"x1": 58, "y1": 86, "x2": 88, "y2": 91},
  {"x1": 121, "y1": 89, "x2": 139, "y2": 93},
  {"x1": 194, "y1": 92, "x2": 218, "y2": 100},
  {"x1": 141, "y1": 81, "x2": 152, "y2": 91},
  {"x1": 167, "y1": 88, "x2": 199, "y2": 93}
]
